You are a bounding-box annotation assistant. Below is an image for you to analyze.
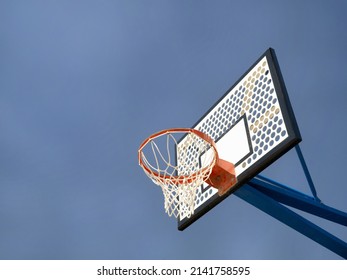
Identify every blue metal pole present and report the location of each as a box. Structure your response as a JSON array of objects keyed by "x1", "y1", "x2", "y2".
[
  {"x1": 251, "y1": 175, "x2": 347, "y2": 226},
  {"x1": 235, "y1": 184, "x2": 347, "y2": 259},
  {"x1": 295, "y1": 144, "x2": 320, "y2": 201}
]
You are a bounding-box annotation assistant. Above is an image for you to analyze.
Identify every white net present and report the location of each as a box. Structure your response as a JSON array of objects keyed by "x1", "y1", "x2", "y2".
[{"x1": 139, "y1": 130, "x2": 217, "y2": 218}]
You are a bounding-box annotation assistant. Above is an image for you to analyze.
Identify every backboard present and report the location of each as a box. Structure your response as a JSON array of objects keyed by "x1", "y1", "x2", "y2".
[{"x1": 178, "y1": 48, "x2": 301, "y2": 230}]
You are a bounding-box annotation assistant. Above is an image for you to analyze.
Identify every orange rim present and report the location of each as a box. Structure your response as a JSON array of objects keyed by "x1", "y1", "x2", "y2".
[{"x1": 138, "y1": 128, "x2": 219, "y2": 184}]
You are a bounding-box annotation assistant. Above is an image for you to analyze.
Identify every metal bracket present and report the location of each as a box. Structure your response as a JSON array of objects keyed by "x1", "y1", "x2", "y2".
[
  {"x1": 235, "y1": 183, "x2": 347, "y2": 258},
  {"x1": 233, "y1": 144, "x2": 347, "y2": 258}
]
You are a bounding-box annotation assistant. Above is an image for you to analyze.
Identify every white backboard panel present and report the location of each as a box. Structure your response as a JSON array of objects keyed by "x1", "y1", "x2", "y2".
[{"x1": 178, "y1": 48, "x2": 301, "y2": 230}]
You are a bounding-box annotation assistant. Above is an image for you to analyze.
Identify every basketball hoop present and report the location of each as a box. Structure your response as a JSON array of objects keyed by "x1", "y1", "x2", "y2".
[{"x1": 138, "y1": 128, "x2": 237, "y2": 218}]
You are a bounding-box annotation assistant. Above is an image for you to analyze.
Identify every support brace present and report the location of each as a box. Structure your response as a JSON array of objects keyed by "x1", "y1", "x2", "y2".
[
  {"x1": 233, "y1": 144, "x2": 347, "y2": 258},
  {"x1": 235, "y1": 183, "x2": 347, "y2": 259}
]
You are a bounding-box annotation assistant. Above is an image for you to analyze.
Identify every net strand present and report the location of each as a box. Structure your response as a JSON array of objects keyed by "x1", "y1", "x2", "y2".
[{"x1": 140, "y1": 131, "x2": 216, "y2": 219}]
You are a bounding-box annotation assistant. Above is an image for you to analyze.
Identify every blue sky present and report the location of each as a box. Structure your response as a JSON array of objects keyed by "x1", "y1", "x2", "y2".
[{"x1": 0, "y1": 0, "x2": 346, "y2": 259}]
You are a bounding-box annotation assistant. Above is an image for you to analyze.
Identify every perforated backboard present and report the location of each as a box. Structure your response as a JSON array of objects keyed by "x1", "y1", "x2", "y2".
[{"x1": 178, "y1": 48, "x2": 301, "y2": 230}]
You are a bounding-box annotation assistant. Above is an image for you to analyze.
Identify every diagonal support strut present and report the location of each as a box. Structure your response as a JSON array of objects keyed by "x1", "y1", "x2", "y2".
[
  {"x1": 250, "y1": 175, "x2": 347, "y2": 226},
  {"x1": 234, "y1": 183, "x2": 347, "y2": 259}
]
